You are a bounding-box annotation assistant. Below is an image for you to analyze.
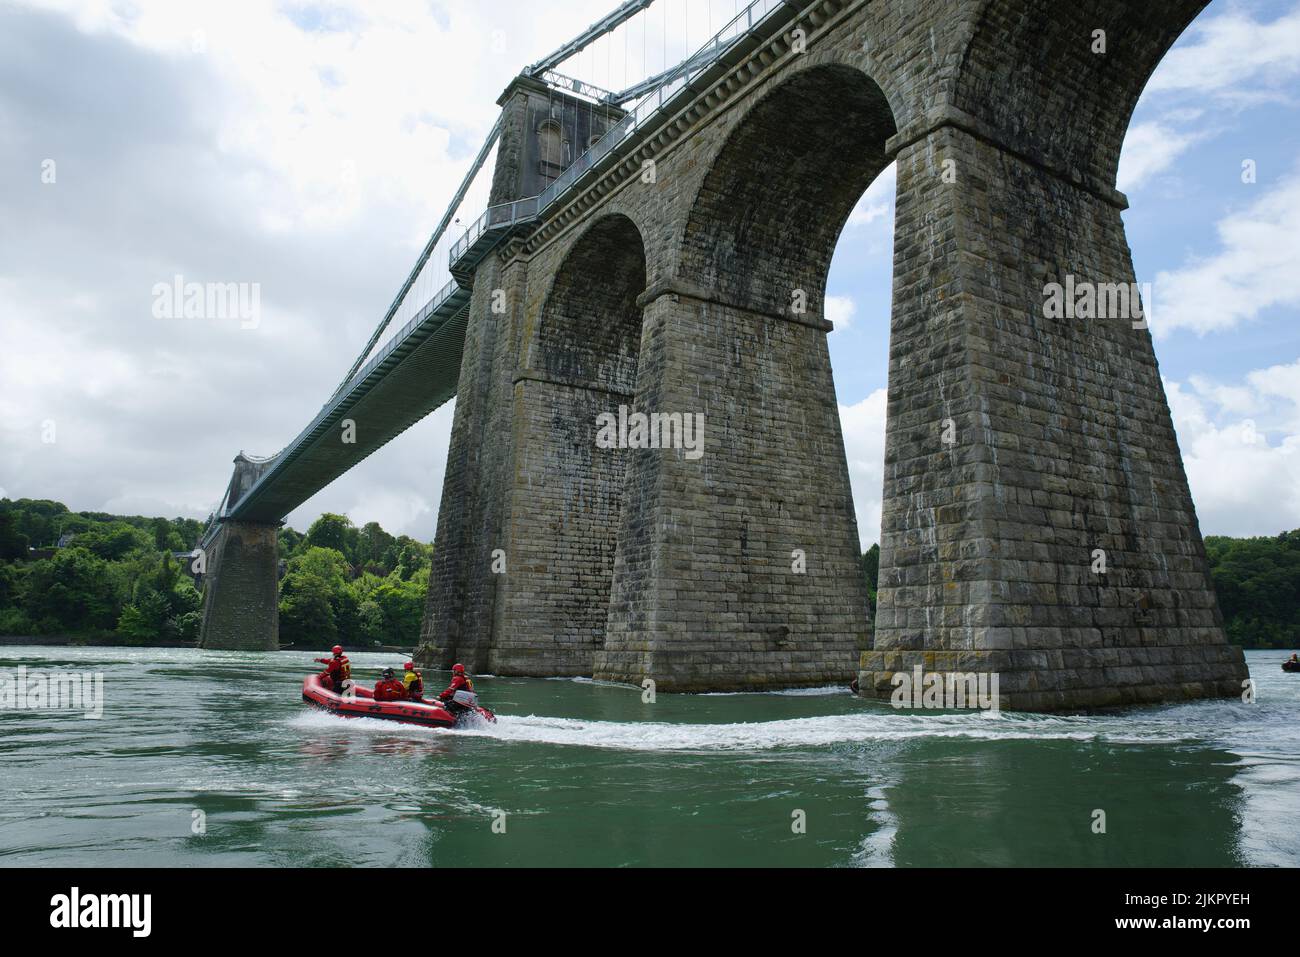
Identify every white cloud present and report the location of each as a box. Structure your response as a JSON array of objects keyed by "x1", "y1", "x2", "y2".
[
  {"x1": 0, "y1": 0, "x2": 616, "y2": 538},
  {"x1": 1166, "y1": 359, "x2": 1300, "y2": 536},
  {"x1": 838, "y1": 389, "x2": 888, "y2": 549},
  {"x1": 1117, "y1": 121, "x2": 1208, "y2": 192},
  {"x1": 1145, "y1": 7, "x2": 1300, "y2": 104},
  {"x1": 846, "y1": 162, "x2": 895, "y2": 229},
  {"x1": 1121, "y1": 6, "x2": 1300, "y2": 194},
  {"x1": 1188, "y1": 375, "x2": 1259, "y2": 416},
  {"x1": 1150, "y1": 168, "x2": 1300, "y2": 338},
  {"x1": 1246, "y1": 357, "x2": 1300, "y2": 410},
  {"x1": 825, "y1": 295, "x2": 856, "y2": 331}
]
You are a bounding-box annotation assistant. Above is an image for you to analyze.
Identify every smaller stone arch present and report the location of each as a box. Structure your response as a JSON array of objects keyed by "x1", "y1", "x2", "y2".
[
  {"x1": 530, "y1": 213, "x2": 647, "y2": 395},
  {"x1": 495, "y1": 212, "x2": 649, "y2": 676}
]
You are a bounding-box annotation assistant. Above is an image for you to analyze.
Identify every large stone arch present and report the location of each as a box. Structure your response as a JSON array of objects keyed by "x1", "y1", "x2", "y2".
[
  {"x1": 595, "y1": 61, "x2": 900, "y2": 691},
  {"x1": 528, "y1": 213, "x2": 648, "y2": 392},
  {"x1": 492, "y1": 213, "x2": 649, "y2": 675}
]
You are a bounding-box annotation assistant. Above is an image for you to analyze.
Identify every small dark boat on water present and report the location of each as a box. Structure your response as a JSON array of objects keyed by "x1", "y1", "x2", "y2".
[{"x1": 1283, "y1": 660, "x2": 1300, "y2": 673}]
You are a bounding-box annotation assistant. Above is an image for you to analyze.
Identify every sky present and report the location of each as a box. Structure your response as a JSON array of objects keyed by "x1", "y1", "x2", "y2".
[{"x1": 1, "y1": 0, "x2": 1298, "y2": 549}]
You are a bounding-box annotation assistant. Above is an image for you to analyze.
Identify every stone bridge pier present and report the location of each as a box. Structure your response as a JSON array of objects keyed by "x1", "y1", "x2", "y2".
[
  {"x1": 198, "y1": 455, "x2": 280, "y2": 651},
  {"x1": 420, "y1": 0, "x2": 1248, "y2": 707}
]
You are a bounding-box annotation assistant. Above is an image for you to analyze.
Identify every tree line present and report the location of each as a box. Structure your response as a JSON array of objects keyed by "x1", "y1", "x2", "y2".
[
  {"x1": 276, "y1": 513, "x2": 432, "y2": 649},
  {"x1": 0, "y1": 499, "x2": 431, "y2": 648},
  {"x1": 1, "y1": 498, "x2": 1294, "y2": 650}
]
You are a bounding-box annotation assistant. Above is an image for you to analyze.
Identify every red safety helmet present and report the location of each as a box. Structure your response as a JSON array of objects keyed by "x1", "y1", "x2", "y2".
[
  {"x1": 452, "y1": 663, "x2": 465, "y2": 674},
  {"x1": 332, "y1": 645, "x2": 343, "y2": 656},
  {"x1": 404, "y1": 661, "x2": 415, "y2": 670}
]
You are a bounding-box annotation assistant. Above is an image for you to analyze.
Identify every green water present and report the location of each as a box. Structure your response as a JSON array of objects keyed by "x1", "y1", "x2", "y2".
[{"x1": 1, "y1": 646, "x2": 1297, "y2": 867}]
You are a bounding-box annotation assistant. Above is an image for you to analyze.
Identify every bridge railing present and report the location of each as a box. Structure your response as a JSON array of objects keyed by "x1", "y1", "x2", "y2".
[{"x1": 449, "y1": 196, "x2": 543, "y2": 264}]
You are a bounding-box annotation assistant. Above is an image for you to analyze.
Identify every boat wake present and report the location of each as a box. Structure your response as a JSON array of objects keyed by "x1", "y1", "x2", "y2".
[{"x1": 290, "y1": 705, "x2": 1206, "y2": 753}]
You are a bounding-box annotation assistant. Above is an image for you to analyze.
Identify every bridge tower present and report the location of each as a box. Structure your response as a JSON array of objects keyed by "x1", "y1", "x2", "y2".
[
  {"x1": 418, "y1": 75, "x2": 633, "y2": 676},
  {"x1": 198, "y1": 454, "x2": 281, "y2": 651}
]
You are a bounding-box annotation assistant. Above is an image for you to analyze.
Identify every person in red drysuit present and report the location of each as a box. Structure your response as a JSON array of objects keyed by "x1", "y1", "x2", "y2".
[
  {"x1": 314, "y1": 646, "x2": 351, "y2": 692},
  {"x1": 438, "y1": 663, "x2": 475, "y2": 716},
  {"x1": 373, "y1": 668, "x2": 407, "y2": 702}
]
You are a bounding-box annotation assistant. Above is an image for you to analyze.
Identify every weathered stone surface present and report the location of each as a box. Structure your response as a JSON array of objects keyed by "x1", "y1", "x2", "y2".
[
  {"x1": 199, "y1": 519, "x2": 279, "y2": 651},
  {"x1": 419, "y1": 0, "x2": 1249, "y2": 707}
]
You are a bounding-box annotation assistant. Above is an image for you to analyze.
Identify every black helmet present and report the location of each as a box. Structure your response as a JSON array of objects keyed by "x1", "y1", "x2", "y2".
[{"x1": 382, "y1": 668, "x2": 395, "y2": 679}]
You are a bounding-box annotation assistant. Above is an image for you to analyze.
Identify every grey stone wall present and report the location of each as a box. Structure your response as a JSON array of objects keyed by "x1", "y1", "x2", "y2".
[
  {"x1": 493, "y1": 215, "x2": 645, "y2": 675},
  {"x1": 199, "y1": 520, "x2": 279, "y2": 651},
  {"x1": 596, "y1": 290, "x2": 869, "y2": 690}
]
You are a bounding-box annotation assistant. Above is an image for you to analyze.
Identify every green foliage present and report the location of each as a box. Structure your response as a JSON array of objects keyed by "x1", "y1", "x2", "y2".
[
  {"x1": 358, "y1": 521, "x2": 395, "y2": 569},
  {"x1": 305, "y1": 514, "x2": 358, "y2": 565},
  {"x1": 279, "y1": 526, "x2": 306, "y2": 558},
  {"x1": 279, "y1": 546, "x2": 351, "y2": 647},
  {"x1": 0, "y1": 562, "x2": 20, "y2": 609},
  {"x1": 22, "y1": 548, "x2": 119, "y2": 632},
  {"x1": 116, "y1": 591, "x2": 171, "y2": 645},
  {"x1": 76, "y1": 521, "x2": 151, "y2": 560},
  {"x1": 0, "y1": 494, "x2": 434, "y2": 646},
  {"x1": 0, "y1": 607, "x2": 34, "y2": 635},
  {"x1": 359, "y1": 566, "x2": 429, "y2": 646},
  {"x1": 1205, "y1": 531, "x2": 1300, "y2": 649},
  {"x1": 0, "y1": 512, "x2": 29, "y2": 560},
  {"x1": 276, "y1": 541, "x2": 431, "y2": 649},
  {"x1": 0, "y1": 498, "x2": 67, "y2": 549},
  {"x1": 0, "y1": 498, "x2": 228, "y2": 643},
  {"x1": 174, "y1": 610, "x2": 201, "y2": 644}
]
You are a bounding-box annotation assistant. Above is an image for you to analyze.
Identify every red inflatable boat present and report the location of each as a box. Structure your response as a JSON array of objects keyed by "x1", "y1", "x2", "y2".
[{"x1": 301, "y1": 675, "x2": 496, "y2": 728}]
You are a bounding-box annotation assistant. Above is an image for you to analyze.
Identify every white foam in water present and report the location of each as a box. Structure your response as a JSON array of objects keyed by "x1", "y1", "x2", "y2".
[
  {"x1": 471, "y1": 712, "x2": 1155, "y2": 752},
  {"x1": 288, "y1": 710, "x2": 455, "y2": 737},
  {"x1": 699, "y1": 684, "x2": 851, "y2": 698},
  {"x1": 289, "y1": 705, "x2": 1201, "y2": 753}
]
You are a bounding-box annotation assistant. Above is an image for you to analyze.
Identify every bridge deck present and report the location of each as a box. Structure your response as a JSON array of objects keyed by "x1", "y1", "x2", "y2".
[{"x1": 225, "y1": 284, "x2": 470, "y2": 525}]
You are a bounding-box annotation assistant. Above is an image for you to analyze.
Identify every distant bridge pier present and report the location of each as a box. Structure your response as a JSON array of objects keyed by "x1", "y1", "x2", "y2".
[
  {"x1": 198, "y1": 520, "x2": 280, "y2": 651},
  {"x1": 198, "y1": 454, "x2": 280, "y2": 651}
]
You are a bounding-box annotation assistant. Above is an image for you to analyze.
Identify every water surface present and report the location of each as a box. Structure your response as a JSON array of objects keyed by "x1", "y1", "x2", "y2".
[{"x1": 1, "y1": 647, "x2": 1297, "y2": 867}]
